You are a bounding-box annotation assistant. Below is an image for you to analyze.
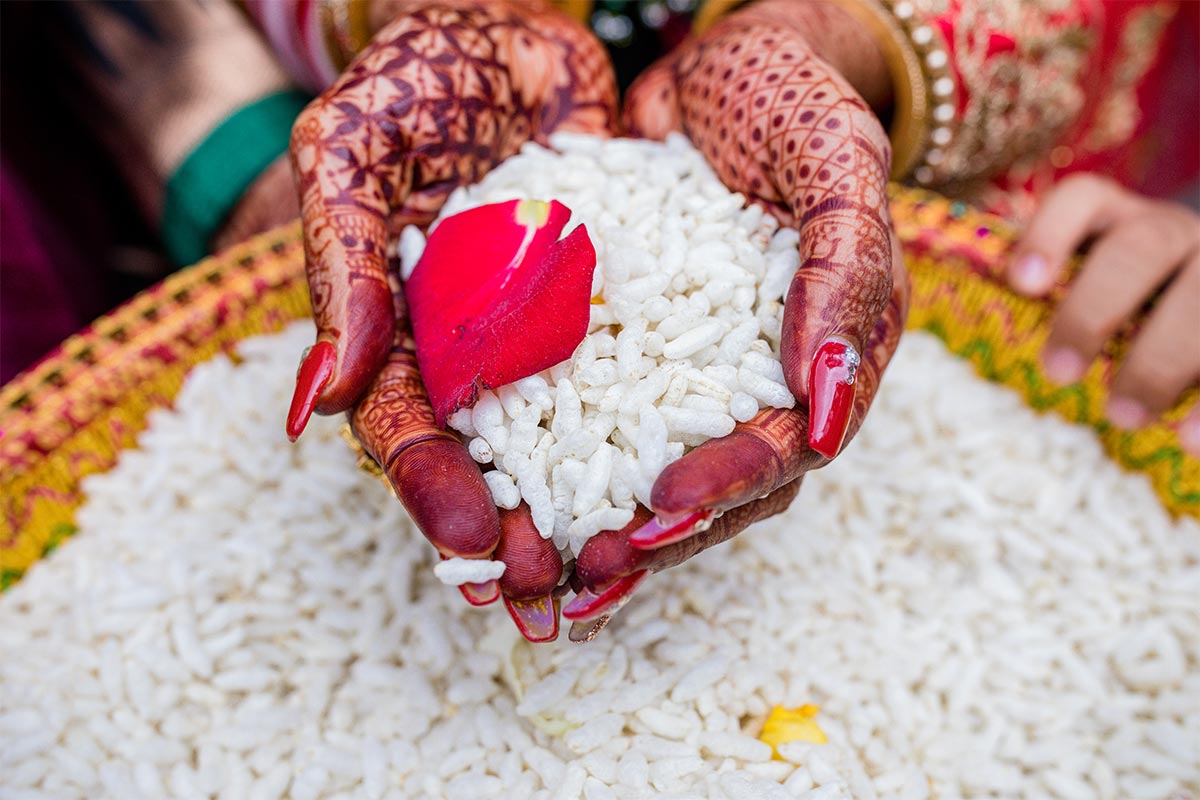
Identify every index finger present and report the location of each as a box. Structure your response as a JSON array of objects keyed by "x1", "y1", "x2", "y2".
[{"x1": 285, "y1": 96, "x2": 406, "y2": 440}]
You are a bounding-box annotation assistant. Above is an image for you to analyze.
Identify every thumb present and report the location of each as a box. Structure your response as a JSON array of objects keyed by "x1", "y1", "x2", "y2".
[{"x1": 285, "y1": 98, "x2": 400, "y2": 440}]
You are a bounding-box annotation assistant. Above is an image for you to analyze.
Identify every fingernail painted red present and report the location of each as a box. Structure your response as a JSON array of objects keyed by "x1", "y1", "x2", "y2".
[
  {"x1": 504, "y1": 593, "x2": 560, "y2": 643},
  {"x1": 628, "y1": 509, "x2": 715, "y2": 549},
  {"x1": 562, "y1": 570, "x2": 648, "y2": 622},
  {"x1": 459, "y1": 580, "x2": 501, "y2": 606},
  {"x1": 286, "y1": 341, "x2": 336, "y2": 442},
  {"x1": 808, "y1": 340, "x2": 858, "y2": 459}
]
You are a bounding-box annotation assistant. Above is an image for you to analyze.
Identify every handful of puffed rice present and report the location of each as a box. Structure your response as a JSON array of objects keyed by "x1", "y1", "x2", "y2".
[{"x1": 400, "y1": 134, "x2": 799, "y2": 582}]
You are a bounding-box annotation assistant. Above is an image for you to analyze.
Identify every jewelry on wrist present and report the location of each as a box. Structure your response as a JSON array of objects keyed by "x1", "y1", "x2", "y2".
[
  {"x1": 876, "y1": 0, "x2": 956, "y2": 184},
  {"x1": 320, "y1": 0, "x2": 373, "y2": 70}
]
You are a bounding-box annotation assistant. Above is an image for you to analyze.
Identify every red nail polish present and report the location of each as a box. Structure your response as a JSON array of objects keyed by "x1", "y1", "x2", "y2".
[
  {"x1": 628, "y1": 509, "x2": 715, "y2": 550},
  {"x1": 286, "y1": 341, "x2": 337, "y2": 442},
  {"x1": 562, "y1": 570, "x2": 648, "y2": 622},
  {"x1": 504, "y1": 593, "x2": 561, "y2": 643},
  {"x1": 459, "y1": 580, "x2": 501, "y2": 606},
  {"x1": 807, "y1": 339, "x2": 858, "y2": 459}
]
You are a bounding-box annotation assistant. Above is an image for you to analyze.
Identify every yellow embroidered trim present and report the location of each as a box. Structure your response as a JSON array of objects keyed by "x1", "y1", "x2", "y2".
[
  {"x1": 890, "y1": 187, "x2": 1198, "y2": 519},
  {"x1": 2, "y1": 190, "x2": 1196, "y2": 591},
  {"x1": 1, "y1": 224, "x2": 310, "y2": 587}
]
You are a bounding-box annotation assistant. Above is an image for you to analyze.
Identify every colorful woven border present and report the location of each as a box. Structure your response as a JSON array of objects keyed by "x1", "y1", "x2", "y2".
[
  {"x1": 891, "y1": 188, "x2": 1198, "y2": 514},
  {"x1": 2, "y1": 189, "x2": 1196, "y2": 589},
  {"x1": 0, "y1": 224, "x2": 309, "y2": 588}
]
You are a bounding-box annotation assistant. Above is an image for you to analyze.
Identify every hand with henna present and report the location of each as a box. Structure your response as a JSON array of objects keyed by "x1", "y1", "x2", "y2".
[
  {"x1": 565, "y1": 0, "x2": 910, "y2": 633},
  {"x1": 284, "y1": 0, "x2": 618, "y2": 641}
]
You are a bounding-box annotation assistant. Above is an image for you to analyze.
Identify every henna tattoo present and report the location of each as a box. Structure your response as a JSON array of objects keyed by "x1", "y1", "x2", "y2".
[
  {"x1": 645, "y1": 478, "x2": 802, "y2": 576},
  {"x1": 575, "y1": 480, "x2": 802, "y2": 590},
  {"x1": 646, "y1": 241, "x2": 907, "y2": 518},
  {"x1": 673, "y1": 22, "x2": 894, "y2": 393},
  {"x1": 351, "y1": 288, "x2": 500, "y2": 558},
  {"x1": 291, "y1": 0, "x2": 617, "y2": 416},
  {"x1": 611, "y1": 15, "x2": 909, "y2": 554},
  {"x1": 649, "y1": 408, "x2": 820, "y2": 517},
  {"x1": 291, "y1": 0, "x2": 617, "y2": 574}
]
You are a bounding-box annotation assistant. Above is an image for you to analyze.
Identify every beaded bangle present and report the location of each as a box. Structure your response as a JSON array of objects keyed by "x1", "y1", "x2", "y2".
[{"x1": 877, "y1": 0, "x2": 957, "y2": 185}]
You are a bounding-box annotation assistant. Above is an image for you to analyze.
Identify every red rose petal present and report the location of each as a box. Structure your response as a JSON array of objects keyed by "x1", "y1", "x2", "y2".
[{"x1": 407, "y1": 200, "x2": 597, "y2": 425}]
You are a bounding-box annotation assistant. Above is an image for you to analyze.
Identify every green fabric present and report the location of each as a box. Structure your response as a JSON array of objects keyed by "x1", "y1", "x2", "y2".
[{"x1": 161, "y1": 90, "x2": 311, "y2": 266}]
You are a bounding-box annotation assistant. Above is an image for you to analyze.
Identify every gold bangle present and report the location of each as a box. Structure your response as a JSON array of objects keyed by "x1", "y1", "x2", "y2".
[
  {"x1": 869, "y1": 0, "x2": 957, "y2": 184},
  {"x1": 693, "y1": 0, "x2": 752, "y2": 34},
  {"x1": 823, "y1": 0, "x2": 945, "y2": 181},
  {"x1": 321, "y1": 0, "x2": 372, "y2": 70}
]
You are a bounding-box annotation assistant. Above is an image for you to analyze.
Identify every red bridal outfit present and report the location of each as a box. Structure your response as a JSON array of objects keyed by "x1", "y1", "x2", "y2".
[{"x1": 692, "y1": 0, "x2": 1198, "y2": 217}]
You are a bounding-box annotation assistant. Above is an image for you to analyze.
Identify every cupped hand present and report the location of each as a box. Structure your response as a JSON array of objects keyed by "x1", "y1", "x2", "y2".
[
  {"x1": 284, "y1": 0, "x2": 618, "y2": 640},
  {"x1": 1007, "y1": 174, "x2": 1200, "y2": 453},
  {"x1": 568, "y1": 1, "x2": 909, "y2": 625}
]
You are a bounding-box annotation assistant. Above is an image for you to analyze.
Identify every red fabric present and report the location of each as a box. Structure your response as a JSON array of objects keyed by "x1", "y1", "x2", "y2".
[
  {"x1": 1048, "y1": 1, "x2": 1198, "y2": 199},
  {"x1": 932, "y1": 0, "x2": 1198, "y2": 215},
  {"x1": 0, "y1": 162, "x2": 94, "y2": 383}
]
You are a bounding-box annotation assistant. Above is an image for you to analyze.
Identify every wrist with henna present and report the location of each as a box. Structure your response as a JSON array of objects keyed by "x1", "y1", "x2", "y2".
[{"x1": 288, "y1": 0, "x2": 617, "y2": 424}]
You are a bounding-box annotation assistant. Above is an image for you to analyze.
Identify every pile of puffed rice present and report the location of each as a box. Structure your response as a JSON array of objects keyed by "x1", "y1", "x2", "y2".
[
  {"x1": 400, "y1": 134, "x2": 799, "y2": 560},
  {"x1": 2, "y1": 321, "x2": 1197, "y2": 800}
]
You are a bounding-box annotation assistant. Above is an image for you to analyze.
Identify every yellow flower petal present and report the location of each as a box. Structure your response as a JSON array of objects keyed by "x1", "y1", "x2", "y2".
[{"x1": 759, "y1": 704, "x2": 828, "y2": 759}]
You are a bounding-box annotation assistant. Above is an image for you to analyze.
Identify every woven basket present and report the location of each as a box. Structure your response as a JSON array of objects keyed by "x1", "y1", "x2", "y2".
[{"x1": 2, "y1": 188, "x2": 1196, "y2": 589}]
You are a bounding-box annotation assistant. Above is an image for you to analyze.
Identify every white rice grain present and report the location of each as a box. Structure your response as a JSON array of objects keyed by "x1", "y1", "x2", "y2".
[{"x1": 433, "y1": 558, "x2": 507, "y2": 587}]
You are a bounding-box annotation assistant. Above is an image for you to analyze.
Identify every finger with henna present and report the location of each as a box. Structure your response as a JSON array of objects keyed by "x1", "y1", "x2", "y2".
[
  {"x1": 286, "y1": 102, "x2": 397, "y2": 439},
  {"x1": 565, "y1": 481, "x2": 801, "y2": 624},
  {"x1": 671, "y1": 22, "x2": 895, "y2": 460},
  {"x1": 495, "y1": 504, "x2": 565, "y2": 642},
  {"x1": 350, "y1": 289, "x2": 501, "y2": 569},
  {"x1": 632, "y1": 245, "x2": 907, "y2": 550}
]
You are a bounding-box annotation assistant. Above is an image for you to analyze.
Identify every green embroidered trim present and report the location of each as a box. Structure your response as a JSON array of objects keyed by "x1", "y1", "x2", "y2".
[{"x1": 161, "y1": 90, "x2": 310, "y2": 265}]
